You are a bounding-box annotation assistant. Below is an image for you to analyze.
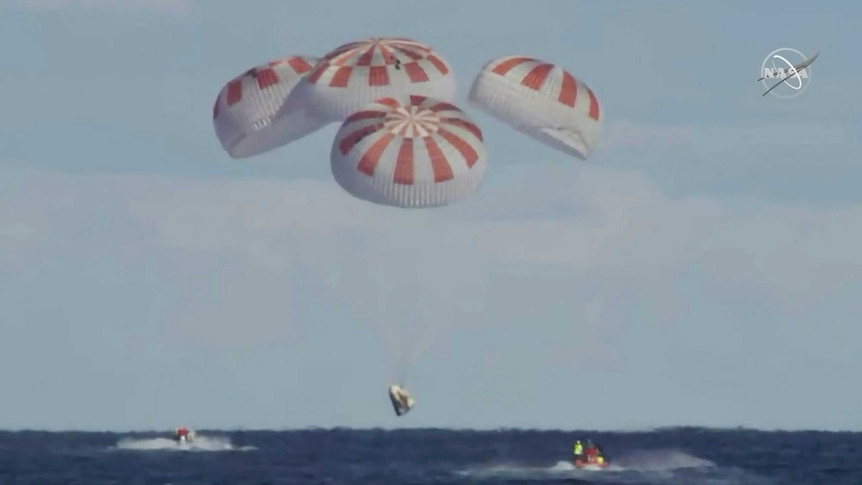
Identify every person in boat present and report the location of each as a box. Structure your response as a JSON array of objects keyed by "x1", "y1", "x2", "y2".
[
  {"x1": 174, "y1": 427, "x2": 192, "y2": 443},
  {"x1": 583, "y1": 439, "x2": 606, "y2": 464},
  {"x1": 573, "y1": 440, "x2": 584, "y2": 458}
]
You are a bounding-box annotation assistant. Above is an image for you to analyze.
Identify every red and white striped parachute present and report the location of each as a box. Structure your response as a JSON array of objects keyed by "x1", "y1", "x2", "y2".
[
  {"x1": 293, "y1": 38, "x2": 457, "y2": 123},
  {"x1": 469, "y1": 55, "x2": 603, "y2": 160},
  {"x1": 213, "y1": 55, "x2": 326, "y2": 159},
  {"x1": 330, "y1": 95, "x2": 486, "y2": 208}
]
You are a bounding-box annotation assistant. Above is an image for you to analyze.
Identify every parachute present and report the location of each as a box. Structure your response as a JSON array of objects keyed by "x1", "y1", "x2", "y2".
[
  {"x1": 212, "y1": 55, "x2": 327, "y2": 158},
  {"x1": 388, "y1": 384, "x2": 415, "y2": 416},
  {"x1": 469, "y1": 55, "x2": 603, "y2": 160},
  {"x1": 289, "y1": 37, "x2": 457, "y2": 124},
  {"x1": 210, "y1": 38, "x2": 608, "y2": 420},
  {"x1": 310, "y1": 40, "x2": 482, "y2": 406},
  {"x1": 330, "y1": 95, "x2": 487, "y2": 208},
  {"x1": 327, "y1": 94, "x2": 487, "y2": 403}
]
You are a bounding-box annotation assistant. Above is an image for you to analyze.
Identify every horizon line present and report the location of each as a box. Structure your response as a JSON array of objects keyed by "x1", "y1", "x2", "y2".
[{"x1": 0, "y1": 425, "x2": 860, "y2": 434}]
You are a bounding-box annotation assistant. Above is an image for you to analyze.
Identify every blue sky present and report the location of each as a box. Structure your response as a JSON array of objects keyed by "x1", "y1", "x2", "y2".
[{"x1": 1, "y1": 0, "x2": 860, "y2": 431}]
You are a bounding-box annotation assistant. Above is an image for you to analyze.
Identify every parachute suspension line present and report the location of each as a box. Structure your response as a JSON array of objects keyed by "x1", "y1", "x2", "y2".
[
  {"x1": 399, "y1": 298, "x2": 454, "y2": 379},
  {"x1": 400, "y1": 281, "x2": 421, "y2": 386},
  {"x1": 326, "y1": 88, "x2": 488, "y2": 388},
  {"x1": 405, "y1": 323, "x2": 441, "y2": 369},
  {"x1": 370, "y1": 251, "x2": 414, "y2": 386},
  {"x1": 396, "y1": 296, "x2": 412, "y2": 386},
  {"x1": 389, "y1": 277, "x2": 417, "y2": 387},
  {"x1": 374, "y1": 258, "x2": 401, "y2": 384},
  {"x1": 376, "y1": 258, "x2": 422, "y2": 388},
  {"x1": 391, "y1": 259, "x2": 460, "y2": 385},
  {"x1": 398, "y1": 259, "x2": 431, "y2": 387}
]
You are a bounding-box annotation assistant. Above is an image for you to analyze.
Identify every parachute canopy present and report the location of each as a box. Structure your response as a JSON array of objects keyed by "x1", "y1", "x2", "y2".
[
  {"x1": 293, "y1": 37, "x2": 457, "y2": 123},
  {"x1": 330, "y1": 95, "x2": 487, "y2": 208},
  {"x1": 213, "y1": 55, "x2": 326, "y2": 158},
  {"x1": 469, "y1": 55, "x2": 603, "y2": 160},
  {"x1": 389, "y1": 385, "x2": 415, "y2": 416}
]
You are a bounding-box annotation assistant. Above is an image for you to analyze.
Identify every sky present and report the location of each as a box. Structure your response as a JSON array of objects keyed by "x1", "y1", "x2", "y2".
[{"x1": 0, "y1": 0, "x2": 860, "y2": 432}]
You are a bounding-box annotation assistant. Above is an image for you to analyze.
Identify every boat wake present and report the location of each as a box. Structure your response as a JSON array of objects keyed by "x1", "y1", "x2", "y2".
[
  {"x1": 113, "y1": 435, "x2": 255, "y2": 452},
  {"x1": 459, "y1": 449, "x2": 771, "y2": 484}
]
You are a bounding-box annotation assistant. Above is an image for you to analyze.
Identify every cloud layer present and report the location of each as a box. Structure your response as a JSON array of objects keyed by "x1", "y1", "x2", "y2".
[
  {"x1": 4, "y1": 161, "x2": 859, "y2": 348},
  {"x1": 2, "y1": 141, "x2": 861, "y2": 429},
  {"x1": 9, "y1": 0, "x2": 194, "y2": 14}
]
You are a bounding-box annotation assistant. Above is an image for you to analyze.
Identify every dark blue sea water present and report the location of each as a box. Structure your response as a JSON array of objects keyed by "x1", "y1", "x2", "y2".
[{"x1": 0, "y1": 428, "x2": 858, "y2": 485}]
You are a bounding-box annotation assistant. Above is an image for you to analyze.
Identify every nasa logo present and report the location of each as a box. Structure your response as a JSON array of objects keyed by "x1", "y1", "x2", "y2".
[{"x1": 759, "y1": 48, "x2": 815, "y2": 98}]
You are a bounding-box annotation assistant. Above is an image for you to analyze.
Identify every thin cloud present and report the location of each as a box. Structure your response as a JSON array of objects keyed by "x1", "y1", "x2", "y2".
[
  {"x1": 603, "y1": 119, "x2": 856, "y2": 152},
  {"x1": 3, "y1": 164, "x2": 860, "y2": 353},
  {"x1": 10, "y1": 0, "x2": 194, "y2": 14}
]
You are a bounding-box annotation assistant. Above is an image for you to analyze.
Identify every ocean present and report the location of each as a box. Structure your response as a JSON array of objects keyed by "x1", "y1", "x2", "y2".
[{"x1": 0, "y1": 428, "x2": 858, "y2": 485}]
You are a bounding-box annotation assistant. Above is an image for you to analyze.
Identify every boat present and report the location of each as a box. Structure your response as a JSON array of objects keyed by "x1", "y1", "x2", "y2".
[
  {"x1": 573, "y1": 456, "x2": 609, "y2": 470},
  {"x1": 572, "y1": 441, "x2": 609, "y2": 470},
  {"x1": 173, "y1": 427, "x2": 196, "y2": 444}
]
